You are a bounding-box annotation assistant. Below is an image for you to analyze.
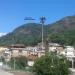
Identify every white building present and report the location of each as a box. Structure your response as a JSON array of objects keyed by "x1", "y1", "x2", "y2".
[
  {"x1": 60, "y1": 46, "x2": 75, "y2": 68},
  {"x1": 3, "y1": 48, "x2": 11, "y2": 61},
  {"x1": 49, "y1": 43, "x2": 63, "y2": 53},
  {"x1": 60, "y1": 46, "x2": 75, "y2": 56},
  {"x1": 27, "y1": 61, "x2": 34, "y2": 66},
  {"x1": 25, "y1": 46, "x2": 38, "y2": 52}
]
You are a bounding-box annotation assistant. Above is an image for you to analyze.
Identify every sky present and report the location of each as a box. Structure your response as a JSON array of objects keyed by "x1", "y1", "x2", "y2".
[{"x1": 0, "y1": 0, "x2": 75, "y2": 35}]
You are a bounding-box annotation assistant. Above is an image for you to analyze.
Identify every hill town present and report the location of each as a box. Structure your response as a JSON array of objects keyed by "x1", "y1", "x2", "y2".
[{"x1": 0, "y1": 15, "x2": 75, "y2": 75}]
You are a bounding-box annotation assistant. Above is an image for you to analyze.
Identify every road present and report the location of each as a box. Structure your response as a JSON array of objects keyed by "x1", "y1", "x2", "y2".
[
  {"x1": 71, "y1": 71, "x2": 75, "y2": 75},
  {"x1": 69, "y1": 68, "x2": 75, "y2": 75},
  {"x1": 0, "y1": 67, "x2": 75, "y2": 75},
  {"x1": 0, "y1": 69, "x2": 14, "y2": 75}
]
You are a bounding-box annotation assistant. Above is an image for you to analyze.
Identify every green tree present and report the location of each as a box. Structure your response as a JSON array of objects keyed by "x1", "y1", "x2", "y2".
[
  {"x1": 33, "y1": 54, "x2": 70, "y2": 75},
  {"x1": 8, "y1": 56, "x2": 27, "y2": 70}
]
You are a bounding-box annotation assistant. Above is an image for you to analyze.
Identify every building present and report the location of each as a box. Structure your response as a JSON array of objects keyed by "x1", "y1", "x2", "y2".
[
  {"x1": 3, "y1": 48, "x2": 11, "y2": 61},
  {"x1": 0, "y1": 46, "x2": 9, "y2": 52},
  {"x1": 60, "y1": 46, "x2": 75, "y2": 68},
  {"x1": 9, "y1": 44, "x2": 26, "y2": 57},
  {"x1": 0, "y1": 46, "x2": 11, "y2": 62},
  {"x1": 60, "y1": 46, "x2": 75, "y2": 56},
  {"x1": 49, "y1": 43, "x2": 64, "y2": 54}
]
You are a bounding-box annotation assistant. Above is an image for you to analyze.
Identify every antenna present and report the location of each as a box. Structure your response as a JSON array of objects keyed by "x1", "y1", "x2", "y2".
[{"x1": 24, "y1": 17, "x2": 35, "y2": 23}]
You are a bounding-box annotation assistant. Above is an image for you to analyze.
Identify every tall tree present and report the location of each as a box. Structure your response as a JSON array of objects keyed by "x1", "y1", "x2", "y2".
[{"x1": 33, "y1": 54, "x2": 70, "y2": 75}]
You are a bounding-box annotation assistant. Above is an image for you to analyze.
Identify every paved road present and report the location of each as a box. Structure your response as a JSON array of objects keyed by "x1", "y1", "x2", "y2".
[
  {"x1": 72, "y1": 73, "x2": 75, "y2": 75},
  {"x1": 69, "y1": 68, "x2": 75, "y2": 75},
  {"x1": 0, "y1": 69, "x2": 14, "y2": 75},
  {"x1": 71, "y1": 72, "x2": 75, "y2": 75}
]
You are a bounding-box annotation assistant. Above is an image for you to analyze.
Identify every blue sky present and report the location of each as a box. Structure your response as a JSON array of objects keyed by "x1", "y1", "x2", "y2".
[{"x1": 0, "y1": 0, "x2": 75, "y2": 33}]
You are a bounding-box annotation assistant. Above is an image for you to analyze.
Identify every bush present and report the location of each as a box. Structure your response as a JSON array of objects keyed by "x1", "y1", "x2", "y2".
[
  {"x1": 8, "y1": 56, "x2": 27, "y2": 70},
  {"x1": 33, "y1": 54, "x2": 70, "y2": 75}
]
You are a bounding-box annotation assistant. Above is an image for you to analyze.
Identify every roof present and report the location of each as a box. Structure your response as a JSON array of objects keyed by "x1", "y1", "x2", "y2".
[{"x1": 9, "y1": 44, "x2": 25, "y2": 48}]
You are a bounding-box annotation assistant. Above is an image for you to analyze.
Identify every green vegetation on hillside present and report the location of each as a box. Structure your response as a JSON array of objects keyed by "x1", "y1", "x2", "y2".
[
  {"x1": 0, "y1": 16, "x2": 75, "y2": 46},
  {"x1": 49, "y1": 30, "x2": 75, "y2": 46}
]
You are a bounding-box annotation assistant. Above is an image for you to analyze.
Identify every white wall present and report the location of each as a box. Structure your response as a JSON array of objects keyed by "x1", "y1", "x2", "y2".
[{"x1": 27, "y1": 61, "x2": 34, "y2": 66}]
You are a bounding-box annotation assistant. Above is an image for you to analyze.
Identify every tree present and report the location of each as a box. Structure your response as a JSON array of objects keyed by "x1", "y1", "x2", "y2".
[
  {"x1": 8, "y1": 56, "x2": 27, "y2": 70},
  {"x1": 33, "y1": 54, "x2": 70, "y2": 75}
]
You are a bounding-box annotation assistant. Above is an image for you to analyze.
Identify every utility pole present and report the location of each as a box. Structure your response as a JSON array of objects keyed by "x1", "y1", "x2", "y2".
[
  {"x1": 24, "y1": 16, "x2": 45, "y2": 51},
  {"x1": 13, "y1": 35, "x2": 16, "y2": 70},
  {"x1": 40, "y1": 16, "x2": 46, "y2": 51},
  {"x1": 45, "y1": 38, "x2": 49, "y2": 56},
  {"x1": 14, "y1": 57, "x2": 16, "y2": 70},
  {"x1": 40, "y1": 17, "x2": 49, "y2": 56}
]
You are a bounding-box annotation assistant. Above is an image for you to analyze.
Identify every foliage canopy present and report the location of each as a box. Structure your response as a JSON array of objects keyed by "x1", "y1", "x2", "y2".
[
  {"x1": 8, "y1": 56, "x2": 27, "y2": 70},
  {"x1": 33, "y1": 54, "x2": 70, "y2": 75}
]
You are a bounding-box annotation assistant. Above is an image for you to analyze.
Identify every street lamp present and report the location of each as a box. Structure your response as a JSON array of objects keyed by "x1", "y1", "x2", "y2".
[{"x1": 40, "y1": 16, "x2": 46, "y2": 51}]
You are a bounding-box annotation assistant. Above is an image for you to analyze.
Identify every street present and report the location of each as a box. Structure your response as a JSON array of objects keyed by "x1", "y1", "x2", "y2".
[
  {"x1": 0, "y1": 67, "x2": 75, "y2": 75},
  {"x1": 0, "y1": 69, "x2": 14, "y2": 75},
  {"x1": 71, "y1": 72, "x2": 75, "y2": 75},
  {"x1": 69, "y1": 68, "x2": 75, "y2": 75}
]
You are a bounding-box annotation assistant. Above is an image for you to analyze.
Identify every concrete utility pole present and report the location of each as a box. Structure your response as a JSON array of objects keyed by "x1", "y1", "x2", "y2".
[
  {"x1": 45, "y1": 38, "x2": 49, "y2": 56},
  {"x1": 24, "y1": 16, "x2": 45, "y2": 51},
  {"x1": 40, "y1": 16, "x2": 46, "y2": 51},
  {"x1": 13, "y1": 36, "x2": 16, "y2": 70},
  {"x1": 14, "y1": 57, "x2": 16, "y2": 70}
]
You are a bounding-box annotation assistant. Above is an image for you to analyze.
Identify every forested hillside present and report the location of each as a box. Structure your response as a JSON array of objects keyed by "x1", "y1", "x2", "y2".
[{"x1": 0, "y1": 16, "x2": 75, "y2": 46}]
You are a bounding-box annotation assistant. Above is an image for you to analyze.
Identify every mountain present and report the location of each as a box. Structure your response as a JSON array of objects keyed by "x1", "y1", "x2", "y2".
[
  {"x1": 0, "y1": 23, "x2": 49, "y2": 46},
  {"x1": 48, "y1": 16, "x2": 75, "y2": 46},
  {"x1": 0, "y1": 15, "x2": 75, "y2": 46},
  {"x1": 48, "y1": 16, "x2": 75, "y2": 33}
]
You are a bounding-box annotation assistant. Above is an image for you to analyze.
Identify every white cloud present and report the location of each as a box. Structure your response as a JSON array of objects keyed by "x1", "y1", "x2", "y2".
[{"x1": 0, "y1": 32, "x2": 7, "y2": 37}]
